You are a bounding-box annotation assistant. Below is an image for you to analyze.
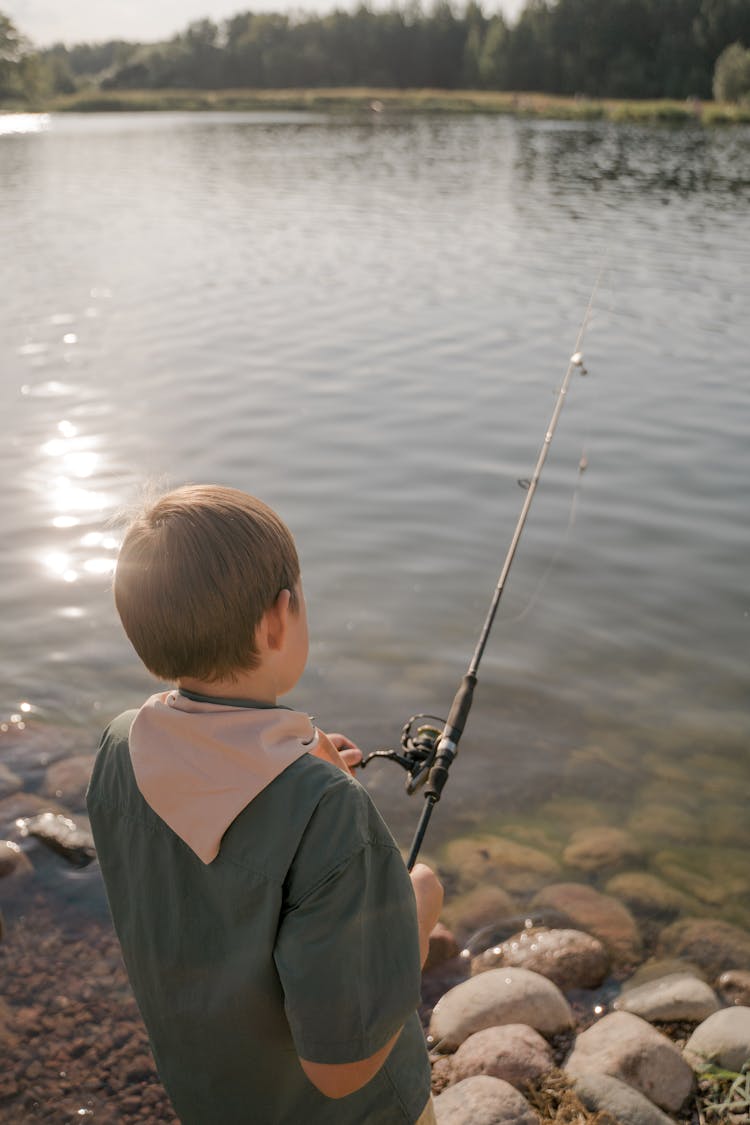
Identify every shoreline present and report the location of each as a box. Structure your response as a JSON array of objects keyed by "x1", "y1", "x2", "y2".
[{"x1": 2, "y1": 87, "x2": 750, "y2": 126}]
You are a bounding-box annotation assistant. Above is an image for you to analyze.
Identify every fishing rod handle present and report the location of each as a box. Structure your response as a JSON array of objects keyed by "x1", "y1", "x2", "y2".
[{"x1": 444, "y1": 672, "x2": 477, "y2": 744}]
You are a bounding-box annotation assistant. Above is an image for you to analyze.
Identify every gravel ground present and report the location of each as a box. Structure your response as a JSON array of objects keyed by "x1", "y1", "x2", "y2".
[{"x1": 0, "y1": 889, "x2": 177, "y2": 1124}]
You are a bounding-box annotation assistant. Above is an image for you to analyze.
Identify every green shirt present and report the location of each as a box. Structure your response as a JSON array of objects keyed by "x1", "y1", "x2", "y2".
[{"x1": 87, "y1": 710, "x2": 431, "y2": 1124}]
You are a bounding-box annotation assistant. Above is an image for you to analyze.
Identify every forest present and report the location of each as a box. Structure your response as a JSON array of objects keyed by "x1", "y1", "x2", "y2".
[{"x1": 2, "y1": 0, "x2": 750, "y2": 105}]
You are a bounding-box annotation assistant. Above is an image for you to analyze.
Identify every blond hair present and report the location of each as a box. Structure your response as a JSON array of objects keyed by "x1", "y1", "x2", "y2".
[{"x1": 114, "y1": 485, "x2": 300, "y2": 682}]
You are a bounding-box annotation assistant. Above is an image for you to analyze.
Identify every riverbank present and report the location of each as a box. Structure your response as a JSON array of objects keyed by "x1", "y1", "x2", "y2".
[{"x1": 4, "y1": 87, "x2": 750, "y2": 125}]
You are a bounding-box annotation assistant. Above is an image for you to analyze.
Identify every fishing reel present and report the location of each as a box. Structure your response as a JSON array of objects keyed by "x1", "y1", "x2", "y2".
[{"x1": 359, "y1": 714, "x2": 446, "y2": 795}]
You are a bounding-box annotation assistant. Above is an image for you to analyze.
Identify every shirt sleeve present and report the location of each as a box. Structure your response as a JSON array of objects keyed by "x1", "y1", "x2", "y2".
[{"x1": 273, "y1": 771, "x2": 423, "y2": 1065}]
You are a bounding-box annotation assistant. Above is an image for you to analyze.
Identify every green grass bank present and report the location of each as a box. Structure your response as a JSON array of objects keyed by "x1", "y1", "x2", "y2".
[{"x1": 10, "y1": 87, "x2": 750, "y2": 125}]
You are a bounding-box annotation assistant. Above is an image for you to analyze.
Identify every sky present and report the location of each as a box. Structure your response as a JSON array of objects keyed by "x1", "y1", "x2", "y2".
[{"x1": 7, "y1": 0, "x2": 526, "y2": 47}]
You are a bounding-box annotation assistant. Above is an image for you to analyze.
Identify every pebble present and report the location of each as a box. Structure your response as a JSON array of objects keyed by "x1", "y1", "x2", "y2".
[
  {"x1": 425, "y1": 924, "x2": 461, "y2": 972},
  {"x1": 573, "y1": 1072, "x2": 676, "y2": 1125},
  {"x1": 433, "y1": 1074, "x2": 540, "y2": 1124},
  {"x1": 442, "y1": 886, "x2": 517, "y2": 940},
  {"x1": 472, "y1": 927, "x2": 610, "y2": 991},
  {"x1": 17, "y1": 813, "x2": 96, "y2": 867},
  {"x1": 450, "y1": 1024, "x2": 554, "y2": 1090},
  {"x1": 440, "y1": 835, "x2": 559, "y2": 895},
  {"x1": 605, "y1": 871, "x2": 696, "y2": 919},
  {"x1": 0, "y1": 840, "x2": 34, "y2": 882},
  {"x1": 0, "y1": 792, "x2": 66, "y2": 833},
  {"x1": 621, "y1": 957, "x2": 706, "y2": 990},
  {"x1": 429, "y1": 967, "x2": 574, "y2": 1051},
  {"x1": 656, "y1": 918, "x2": 750, "y2": 980},
  {"x1": 683, "y1": 1005, "x2": 750, "y2": 1072},
  {"x1": 42, "y1": 755, "x2": 96, "y2": 809},
  {"x1": 563, "y1": 827, "x2": 642, "y2": 872},
  {"x1": 530, "y1": 882, "x2": 642, "y2": 966},
  {"x1": 614, "y1": 972, "x2": 720, "y2": 1023},
  {"x1": 719, "y1": 969, "x2": 750, "y2": 1006},
  {"x1": 564, "y1": 1010, "x2": 694, "y2": 1112}
]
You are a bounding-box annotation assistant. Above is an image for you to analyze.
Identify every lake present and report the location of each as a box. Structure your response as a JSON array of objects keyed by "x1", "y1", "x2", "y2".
[{"x1": 1, "y1": 110, "x2": 748, "y2": 925}]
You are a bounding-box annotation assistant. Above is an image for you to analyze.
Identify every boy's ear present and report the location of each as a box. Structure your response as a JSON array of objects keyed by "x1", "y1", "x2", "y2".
[{"x1": 261, "y1": 588, "x2": 291, "y2": 652}]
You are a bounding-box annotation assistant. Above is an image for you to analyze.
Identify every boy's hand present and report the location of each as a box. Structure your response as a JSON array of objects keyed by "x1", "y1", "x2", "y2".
[
  {"x1": 313, "y1": 729, "x2": 363, "y2": 777},
  {"x1": 410, "y1": 863, "x2": 444, "y2": 967}
]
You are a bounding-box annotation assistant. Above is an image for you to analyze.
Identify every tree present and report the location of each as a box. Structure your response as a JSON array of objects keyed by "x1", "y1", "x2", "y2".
[
  {"x1": 0, "y1": 10, "x2": 25, "y2": 98},
  {"x1": 713, "y1": 40, "x2": 750, "y2": 101}
]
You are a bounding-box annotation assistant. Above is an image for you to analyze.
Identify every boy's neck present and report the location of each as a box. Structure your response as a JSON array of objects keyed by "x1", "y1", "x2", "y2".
[{"x1": 177, "y1": 669, "x2": 278, "y2": 706}]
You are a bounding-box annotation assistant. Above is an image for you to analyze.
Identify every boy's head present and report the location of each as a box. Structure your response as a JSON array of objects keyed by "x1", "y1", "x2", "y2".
[{"x1": 114, "y1": 484, "x2": 304, "y2": 686}]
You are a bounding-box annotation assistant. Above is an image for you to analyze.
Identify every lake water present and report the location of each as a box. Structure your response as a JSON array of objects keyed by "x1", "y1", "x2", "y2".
[{"x1": 1, "y1": 111, "x2": 748, "y2": 924}]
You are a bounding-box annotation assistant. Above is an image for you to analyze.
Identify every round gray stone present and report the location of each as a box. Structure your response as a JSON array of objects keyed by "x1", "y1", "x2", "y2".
[
  {"x1": 429, "y1": 967, "x2": 574, "y2": 1051},
  {"x1": 719, "y1": 970, "x2": 750, "y2": 1006},
  {"x1": 450, "y1": 1023, "x2": 554, "y2": 1090},
  {"x1": 565, "y1": 1010, "x2": 694, "y2": 1112},
  {"x1": 574, "y1": 1072, "x2": 676, "y2": 1125},
  {"x1": 614, "y1": 972, "x2": 720, "y2": 1023},
  {"x1": 683, "y1": 1005, "x2": 750, "y2": 1072},
  {"x1": 563, "y1": 827, "x2": 642, "y2": 872},
  {"x1": 473, "y1": 927, "x2": 610, "y2": 991},
  {"x1": 434, "y1": 1075, "x2": 540, "y2": 1125}
]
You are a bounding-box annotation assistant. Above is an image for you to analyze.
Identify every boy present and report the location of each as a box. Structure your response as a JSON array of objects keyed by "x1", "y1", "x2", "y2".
[{"x1": 87, "y1": 484, "x2": 442, "y2": 1124}]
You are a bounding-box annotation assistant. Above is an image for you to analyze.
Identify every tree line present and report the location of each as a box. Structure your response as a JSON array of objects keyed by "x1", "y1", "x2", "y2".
[{"x1": 2, "y1": 1, "x2": 750, "y2": 104}]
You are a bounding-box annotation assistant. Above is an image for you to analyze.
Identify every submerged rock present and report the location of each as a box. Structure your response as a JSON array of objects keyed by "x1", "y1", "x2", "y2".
[
  {"x1": 433, "y1": 1074, "x2": 540, "y2": 1125},
  {"x1": 442, "y1": 886, "x2": 517, "y2": 941},
  {"x1": 17, "y1": 812, "x2": 96, "y2": 867},
  {"x1": 563, "y1": 827, "x2": 642, "y2": 873},
  {"x1": 604, "y1": 871, "x2": 697, "y2": 920},
  {"x1": 440, "y1": 835, "x2": 559, "y2": 895},
  {"x1": 564, "y1": 1010, "x2": 694, "y2": 1112},
  {"x1": 613, "y1": 972, "x2": 720, "y2": 1023},
  {"x1": 450, "y1": 1024, "x2": 554, "y2": 1091},
  {"x1": 530, "y1": 883, "x2": 641, "y2": 966},
  {"x1": 429, "y1": 967, "x2": 574, "y2": 1051},
  {"x1": 472, "y1": 927, "x2": 610, "y2": 991},
  {"x1": 0, "y1": 792, "x2": 66, "y2": 833},
  {"x1": 0, "y1": 840, "x2": 34, "y2": 882},
  {"x1": 656, "y1": 918, "x2": 750, "y2": 980},
  {"x1": 41, "y1": 755, "x2": 95, "y2": 809},
  {"x1": 683, "y1": 1005, "x2": 750, "y2": 1072},
  {"x1": 718, "y1": 970, "x2": 750, "y2": 1007},
  {"x1": 573, "y1": 1072, "x2": 675, "y2": 1125},
  {"x1": 621, "y1": 957, "x2": 707, "y2": 990}
]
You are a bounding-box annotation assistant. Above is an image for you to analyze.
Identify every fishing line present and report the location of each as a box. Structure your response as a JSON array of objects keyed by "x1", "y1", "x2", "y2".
[{"x1": 359, "y1": 266, "x2": 607, "y2": 869}]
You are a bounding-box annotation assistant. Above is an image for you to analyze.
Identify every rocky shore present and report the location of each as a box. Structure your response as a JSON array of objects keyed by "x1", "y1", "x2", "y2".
[{"x1": 1, "y1": 721, "x2": 749, "y2": 1122}]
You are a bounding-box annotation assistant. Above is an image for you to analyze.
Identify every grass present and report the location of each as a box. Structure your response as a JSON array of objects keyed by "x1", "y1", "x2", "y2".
[
  {"x1": 7, "y1": 86, "x2": 750, "y2": 125},
  {"x1": 696, "y1": 1061, "x2": 750, "y2": 1124}
]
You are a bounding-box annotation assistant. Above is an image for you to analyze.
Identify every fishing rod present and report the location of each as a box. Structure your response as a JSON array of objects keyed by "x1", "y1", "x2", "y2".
[{"x1": 358, "y1": 283, "x2": 599, "y2": 871}]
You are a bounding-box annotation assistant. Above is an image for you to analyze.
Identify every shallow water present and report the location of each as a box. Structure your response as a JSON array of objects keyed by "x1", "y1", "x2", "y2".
[{"x1": 1, "y1": 111, "x2": 748, "y2": 921}]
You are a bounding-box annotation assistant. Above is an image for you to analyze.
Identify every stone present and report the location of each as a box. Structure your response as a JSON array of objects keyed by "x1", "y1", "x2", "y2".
[
  {"x1": 442, "y1": 886, "x2": 517, "y2": 941},
  {"x1": 654, "y1": 847, "x2": 750, "y2": 909},
  {"x1": 573, "y1": 1072, "x2": 676, "y2": 1125},
  {"x1": 429, "y1": 967, "x2": 574, "y2": 1051},
  {"x1": 17, "y1": 812, "x2": 96, "y2": 867},
  {"x1": 656, "y1": 918, "x2": 750, "y2": 979},
  {"x1": 450, "y1": 1024, "x2": 554, "y2": 1091},
  {"x1": 0, "y1": 841, "x2": 34, "y2": 882},
  {"x1": 621, "y1": 958, "x2": 706, "y2": 991},
  {"x1": 604, "y1": 872, "x2": 696, "y2": 920},
  {"x1": 683, "y1": 1006, "x2": 750, "y2": 1072},
  {"x1": 564, "y1": 1011, "x2": 694, "y2": 1112},
  {"x1": 0, "y1": 764, "x2": 21, "y2": 799},
  {"x1": 719, "y1": 970, "x2": 750, "y2": 1007},
  {"x1": 425, "y1": 924, "x2": 461, "y2": 972},
  {"x1": 530, "y1": 883, "x2": 641, "y2": 966},
  {"x1": 0, "y1": 792, "x2": 66, "y2": 833},
  {"x1": 472, "y1": 927, "x2": 610, "y2": 991},
  {"x1": 440, "y1": 836, "x2": 559, "y2": 895},
  {"x1": 627, "y1": 802, "x2": 699, "y2": 844},
  {"x1": 433, "y1": 1075, "x2": 540, "y2": 1125},
  {"x1": 563, "y1": 827, "x2": 642, "y2": 872},
  {"x1": 614, "y1": 972, "x2": 720, "y2": 1023},
  {"x1": 42, "y1": 755, "x2": 96, "y2": 809}
]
